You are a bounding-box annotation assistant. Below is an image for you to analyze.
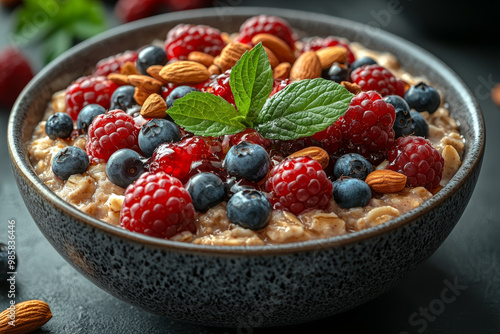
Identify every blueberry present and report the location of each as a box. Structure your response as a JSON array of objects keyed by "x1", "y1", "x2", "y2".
[
  {"x1": 226, "y1": 190, "x2": 272, "y2": 230},
  {"x1": 350, "y1": 56, "x2": 378, "y2": 71},
  {"x1": 110, "y1": 85, "x2": 137, "y2": 111},
  {"x1": 385, "y1": 95, "x2": 414, "y2": 138},
  {"x1": 332, "y1": 178, "x2": 372, "y2": 208},
  {"x1": 52, "y1": 146, "x2": 89, "y2": 180},
  {"x1": 225, "y1": 177, "x2": 255, "y2": 197},
  {"x1": 138, "y1": 119, "x2": 181, "y2": 157},
  {"x1": 410, "y1": 110, "x2": 429, "y2": 138},
  {"x1": 223, "y1": 141, "x2": 271, "y2": 182},
  {"x1": 322, "y1": 63, "x2": 348, "y2": 83},
  {"x1": 404, "y1": 82, "x2": 441, "y2": 113},
  {"x1": 0, "y1": 242, "x2": 17, "y2": 281},
  {"x1": 186, "y1": 173, "x2": 225, "y2": 212},
  {"x1": 45, "y1": 112, "x2": 74, "y2": 139},
  {"x1": 106, "y1": 149, "x2": 146, "y2": 188},
  {"x1": 166, "y1": 86, "x2": 199, "y2": 108},
  {"x1": 136, "y1": 45, "x2": 167, "y2": 75},
  {"x1": 77, "y1": 104, "x2": 106, "y2": 133},
  {"x1": 333, "y1": 153, "x2": 374, "y2": 180}
]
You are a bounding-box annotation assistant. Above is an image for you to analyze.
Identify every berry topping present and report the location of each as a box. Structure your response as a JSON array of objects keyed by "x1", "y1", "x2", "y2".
[
  {"x1": 322, "y1": 63, "x2": 348, "y2": 83},
  {"x1": 138, "y1": 119, "x2": 181, "y2": 157},
  {"x1": 387, "y1": 136, "x2": 444, "y2": 190},
  {"x1": 385, "y1": 95, "x2": 414, "y2": 138},
  {"x1": 266, "y1": 156, "x2": 333, "y2": 215},
  {"x1": 1, "y1": 243, "x2": 17, "y2": 281},
  {"x1": 226, "y1": 190, "x2": 272, "y2": 230},
  {"x1": 93, "y1": 50, "x2": 138, "y2": 76},
  {"x1": 410, "y1": 110, "x2": 429, "y2": 138},
  {"x1": 332, "y1": 178, "x2": 372, "y2": 209},
  {"x1": 45, "y1": 112, "x2": 74, "y2": 140},
  {"x1": 65, "y1": 76, "x2": 118, "y2": 120},
  {"x1": 350, "y1": 65, "x2": 406, "y2": 97},
  {"x1": 148, "y1": 136, "x2": 213, "y2": 183},
  {"x1": 110, "y1": 85, "x2": 137, "y2": 111},
  {"x1": 166, "y1": 85, "x2": 199, "y2": 108},
  {"x1": 300, "y1": 36, "x2": 355, "y2": 63},
  {"x1": 0, "y1": 47, "x2": 34, "y2": 107},
  {"x1": 85, "y1": 109, "x2": 141, "y2": 162},
  {"x1": 404, "y1": 82, "x2": 441, "y2": 113},
  {"x1": 236, "y1": 15, "x2": 296, "y2": 50},
  {"x1": 340, "y1": 91, "x2": 396, "y2": 164},
  {"x1": 222, "y1": 128, "x2": 271, "y2": 154},
  {"x1": 185, "y1": 172, "x2": 225, "y2": 212},
  {"x1": 136, "y1": 45, "x2": 167, "y2": 75},
  {"x1": 333, "y1": 153, "x2": 374, "y2": 180},
  {"x1": 349, "y1": 56, "x2": 377, "y2": 71},
  {"x1": 223, "y1": 141, "x2": 271, "y2": 182},
  {"x1": 106, "y1": 149, "x2": 146, "y2": 188},
  {"x1": 120, "y1": 172, "x2": 196, "y2": 238},
  {"x1": 269, "y1": 78, "x2": 291, "y2": 97},
  {"x1": 312, "y1": 121, "x2": 343, "y2": 156},
  {"x1": 203, "y1": 70, "x2": 234, "y2": 105},
  {"x1": 77, "y1": 104, "x2": 106, "y2": 134},
  {"x1": 52, "y1": 146, "x2": 89, "y2": 180},
  {"x1": 165, "y1": 24, "x2": 225, "y2": 60}
]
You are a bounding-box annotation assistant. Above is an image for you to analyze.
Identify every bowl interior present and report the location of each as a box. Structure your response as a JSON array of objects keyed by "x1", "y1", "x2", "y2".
[{"x1": 8, "y1": 7, "x2": 485, "y2": 254}]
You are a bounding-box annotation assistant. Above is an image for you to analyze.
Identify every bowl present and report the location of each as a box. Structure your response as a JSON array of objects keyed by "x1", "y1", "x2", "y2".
[{"x1": 7, "y1": 7, "x2": 485, "y2": 327}]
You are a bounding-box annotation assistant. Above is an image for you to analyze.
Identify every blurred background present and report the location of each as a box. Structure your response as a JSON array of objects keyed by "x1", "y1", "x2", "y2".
[{"x1": 1, "y1": 0, "x2": 499, "y2": 333}]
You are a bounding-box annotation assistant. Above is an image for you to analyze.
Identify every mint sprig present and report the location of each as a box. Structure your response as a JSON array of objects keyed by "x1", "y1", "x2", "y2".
[{"x1": 166, "y1": 43, "x2": 354, "y2": 139}]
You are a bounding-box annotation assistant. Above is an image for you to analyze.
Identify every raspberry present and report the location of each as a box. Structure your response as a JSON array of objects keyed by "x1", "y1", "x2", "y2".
[
  {"x1": 85, "y1": 109, "x2": 141, "y2": 162},
  {"x1": 266, "y1": 156, "x2": 332, "y2": 215},
  {"x1": 148, "y1": 136, "x2": 214, "y2": 183},
  {"x1": 222, "y1": 129, "x2": 271, "y2": 154},
  {"x1": 270, "y1": 78, "x2": 291, "y2": 97},
  {"x1": 350, "y1": 65, "x2": 406, "y2": 97},
  {"x1": 203, "y1": 70, "x2": 234, "y2": 105},
  {"x1": 120, "y1": 172, "x2": 196, "y2": 238},
  {"x1": 65, "y1": 76, "x2": 118, "y2": 120},
  {"x1": 387, "y1": 136, "x2": 444, "y2": 190},
  {"x1": 312, "y1": 121, "x2": 343, "y2": 155},
  {"x1": 93, "y1": 50, "x2": 138, "y2": 76},
  {"x1": 340, "y1": 91, "x2": 396, "y2": 164},
  {"x1": 164, "y1": 24, "x2": 225, "y2": 60},
  {"x1": 114, "y1": 0, "x2": 160, "y2": 22},
  {"x1": 0, "y1": 47, "x2": 34, "y2": 107},
  {"x1": 301, "y1": 36, "x2": 356, "y2": 63},
  {"x1": 235, "y1": 15, "x2": 296, "y2": 50}
]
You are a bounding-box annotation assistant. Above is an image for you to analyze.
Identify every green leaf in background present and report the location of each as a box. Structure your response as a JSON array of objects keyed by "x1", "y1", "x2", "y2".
[
  {"x1": 13, "y1": 0, "x2": 106, "y2": 63},
  {"x1": 254, "y1": 79, "x2": 354, "y2": 140},
  {"x1": 167, "y1": 92, "x2": 247, "y2": 137},
  {"x1": 229, "y1": 43, "x2": 273, "y2": 125}
]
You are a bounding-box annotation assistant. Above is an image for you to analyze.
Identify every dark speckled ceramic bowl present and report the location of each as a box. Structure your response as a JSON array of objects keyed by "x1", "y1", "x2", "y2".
[{"x1": 8, "y1": 8, "x2": 484, "y2": 327}]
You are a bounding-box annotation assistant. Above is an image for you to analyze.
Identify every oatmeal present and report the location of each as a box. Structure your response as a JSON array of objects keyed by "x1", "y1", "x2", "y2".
[{"x1": 27, "y1": 15, "x2": 464, "y2": 245}]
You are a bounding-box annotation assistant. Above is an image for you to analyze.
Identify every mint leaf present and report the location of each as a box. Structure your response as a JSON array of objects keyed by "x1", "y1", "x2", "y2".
[
  {"x1": 230, "y1": 43, "x2": 273, "y2": 125},
  {"x1": 167, "y1": 92, "x2": 247, "y2": 137},
  {"x1": 254, "y1": 79, "x2": 354, "y2": 140}
]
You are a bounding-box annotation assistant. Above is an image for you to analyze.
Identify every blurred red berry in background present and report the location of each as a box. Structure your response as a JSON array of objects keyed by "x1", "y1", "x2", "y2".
[{"x1": 0, "y1": 47, "x2": 34, "y2": 108}]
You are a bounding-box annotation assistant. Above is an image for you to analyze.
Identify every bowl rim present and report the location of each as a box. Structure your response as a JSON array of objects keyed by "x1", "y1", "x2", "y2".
[{"x1": 8, "y1": 7, "x2": 485, "y2": 256}]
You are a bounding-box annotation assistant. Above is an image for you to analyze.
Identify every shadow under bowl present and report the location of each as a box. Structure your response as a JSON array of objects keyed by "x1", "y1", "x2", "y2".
[{"x1": 7, "y1": 7, "x2": 484, "y2": 327}]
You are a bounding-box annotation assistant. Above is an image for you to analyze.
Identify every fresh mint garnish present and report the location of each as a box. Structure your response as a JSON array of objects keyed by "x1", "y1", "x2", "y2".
[
  {"x1": 167, "y1": 92, "x2": 247, "y2": 136},
  {"x1": 166, "y1": 44, "x2": 354, "y2": 139},
  {"x1": 230, "y1": 43, "x2": 273, "y2": 125},
  {"x1": 255, "y1": 78, "x2": 354, "y2": 140}
]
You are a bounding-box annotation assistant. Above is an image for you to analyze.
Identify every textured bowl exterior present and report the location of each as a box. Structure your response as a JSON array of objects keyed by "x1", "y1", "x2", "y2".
[{"x1": 8, "y1": 8, "x2": 484, "y2": 327}]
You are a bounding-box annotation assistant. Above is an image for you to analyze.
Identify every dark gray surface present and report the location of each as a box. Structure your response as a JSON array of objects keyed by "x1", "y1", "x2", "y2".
[{"x1": 1, "y1": 1, "x2": 499, "y2": 333}]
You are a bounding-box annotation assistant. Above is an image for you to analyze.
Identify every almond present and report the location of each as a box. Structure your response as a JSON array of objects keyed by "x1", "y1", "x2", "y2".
[
  {"x1": 251, "y1": 33, "x2": 295, "y2": 64},
  {"x1": 140, "y1": 93, "x2": 167, "y2": 118},
  {"x1": 134, "y1": 87, "x2": 150, "y2": 106},
  {"x1": 188, "y1": 51, "x2": 215, "y2": 67},
  {"x1": 214, "y1": 42, "x2": 252, "y2": 72},
  {"x1": 341, "y1": 81, "x2": 362, "y2": 95},
  {"x1": 263, "y1": 46, "x2": 279, "y2": 69},
  {"x1": 120, "y1": 61, "x2": 140, "y2": 75},
  {"x1": 288, "y1": 146, "x2": 329, "y2": 169},
  {"x1": 289, "y1": 51, "x2": 322, "y2": 80},
  {"x1": 273, "y1": 62, "x2": 291, "y2": 80},
  {"x1": 0, "y1": 300, "x2": 52, "y2": 334},
  {"x1": 208, "y1": 64, "x2": 221, "y2": 75},
  {"x1": 127, "y1": 75, "x2": 163, "y2": 94},
  {"x1": 146, "y1": 65, "x2": 168, "y2": 83},
  {"x1": 315, "y1": 46, "x2": 349, "y2": 69},
  {"x1": 365, "y1": 170, "x2": 407, "y2": 193},
  {"x1": 107, "y1": 73, "x2": 130, "y2": 86},
  {"x1": 159, "y1": 61, "x2": 210, "y2": 85}
]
